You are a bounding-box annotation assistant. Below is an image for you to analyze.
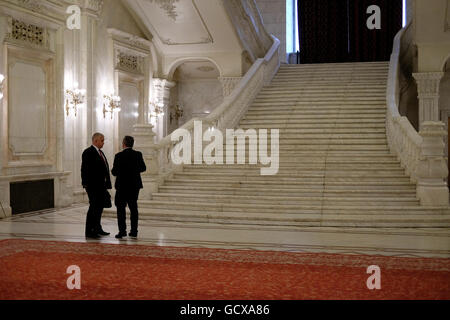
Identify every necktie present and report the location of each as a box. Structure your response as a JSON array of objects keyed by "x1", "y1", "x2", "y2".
[{"x1": 98, "y1": 150, "x2": 107, "y2": 165}]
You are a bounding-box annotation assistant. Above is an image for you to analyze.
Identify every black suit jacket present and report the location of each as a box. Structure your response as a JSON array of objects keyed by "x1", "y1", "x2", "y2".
[
  {"x1": 111, "y1": 148, "x2": 146, "y2": 191},
  {"x1": 81, "y1": 146, "x2": 112, "y2": 190}
]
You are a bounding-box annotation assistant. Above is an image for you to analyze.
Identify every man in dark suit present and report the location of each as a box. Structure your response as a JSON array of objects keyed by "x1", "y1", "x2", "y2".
[
  {"x1": 112, "y1": 136, "x2": 146, "y2": 239},
  {"x1": 81, "y1": 132, "x2": 112, "y2": 238}
]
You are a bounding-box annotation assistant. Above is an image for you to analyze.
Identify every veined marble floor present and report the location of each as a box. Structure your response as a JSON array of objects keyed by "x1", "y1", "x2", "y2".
[{"x1": 0, "y1": 204, "x2": 449, "y2": 258}]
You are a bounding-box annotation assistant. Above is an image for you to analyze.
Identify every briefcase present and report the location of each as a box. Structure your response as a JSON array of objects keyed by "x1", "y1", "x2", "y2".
[{"x1": 104, "y1": 190, "x2": 112, "y2": 208}]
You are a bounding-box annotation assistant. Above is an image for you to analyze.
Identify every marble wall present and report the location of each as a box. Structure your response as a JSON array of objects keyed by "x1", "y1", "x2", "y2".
[
  {"x1": 439, "y1": 69, "x2": 450, "y2": 157},
  {"x1": 172, "y1": 79, "x2": 224, "y2": 131},
  {"x1": 254, "y1": 0, "x2": 286, "y2": 63},
  {"x1": 118, "y1": 82, "x2": 140, "y2": 147}
]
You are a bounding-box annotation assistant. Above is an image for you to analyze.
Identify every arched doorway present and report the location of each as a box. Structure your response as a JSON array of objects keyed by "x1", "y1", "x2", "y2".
[{"x1": 167, "y1": 60, "x2": 223, "y2": 134}]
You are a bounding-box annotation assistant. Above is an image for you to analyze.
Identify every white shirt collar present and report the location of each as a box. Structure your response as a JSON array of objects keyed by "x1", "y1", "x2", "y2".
[{"x1": 92, "y1": 145, "x2": 101, "y2": 152}]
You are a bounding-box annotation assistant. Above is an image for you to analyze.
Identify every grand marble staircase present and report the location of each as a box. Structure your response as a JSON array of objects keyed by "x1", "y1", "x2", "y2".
[{"x1": 137, "y1": 61, "x2": 450, "y2": 227}]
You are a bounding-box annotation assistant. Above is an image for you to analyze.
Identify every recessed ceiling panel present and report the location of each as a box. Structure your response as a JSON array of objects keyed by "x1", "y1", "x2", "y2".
[{"x1": 137, "y1": 0, "x2": 213, "y2": 45}]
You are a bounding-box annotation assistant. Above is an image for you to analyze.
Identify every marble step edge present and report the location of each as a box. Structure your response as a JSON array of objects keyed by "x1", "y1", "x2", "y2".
[
  {"x1": 134, "y1": 209, "x2": 449, "y2": 222},
  {"x1": 140, "y1": 203, "x2": 449, "y2": 215},
  {"x1": 158, "y1": 187, "x2": 416, "y2": 196},
  {"x1": 151, "y1": 193, "x2": 418, "y2": 202},
  {"x1": 173, "y1": 171, "x2": 407, "y2": 177},
  {"x1": 163, "y1": 178, "x2": 414, "y2": 186},
  {"x1": 103, "y1": 212, "x2": 450, "y2": 228},
  {"x1": 181, "y1": 168, "x2": 405, "y2": 174},
  {"x1": 138, "y1": 201, "x2": 449, "y2": 214}
]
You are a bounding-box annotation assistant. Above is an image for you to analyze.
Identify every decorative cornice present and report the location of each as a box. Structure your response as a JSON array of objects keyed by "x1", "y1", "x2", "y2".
[
  {"x1": 413, "y1": 72, "x2": 445, "y2": 97},
  {"x1": 107, "y1": 28, "x2": 152, "y2": 53},
  {"x1": 81, "y1": 0, "x2": 103, "y2": 14},
  {"x1": 17, "y1": 0, "x2": 43, "y2": 12}
]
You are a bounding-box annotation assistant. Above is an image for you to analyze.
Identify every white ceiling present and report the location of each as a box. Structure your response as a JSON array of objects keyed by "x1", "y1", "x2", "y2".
[{"x1": 123, "y1": 0, "x2": 243, "y2": 55}]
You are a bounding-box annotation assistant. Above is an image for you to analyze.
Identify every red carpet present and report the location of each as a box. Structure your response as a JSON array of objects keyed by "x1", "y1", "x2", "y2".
[{"x1": 0, "y1": 239, "x2": 449, "y2": 300}]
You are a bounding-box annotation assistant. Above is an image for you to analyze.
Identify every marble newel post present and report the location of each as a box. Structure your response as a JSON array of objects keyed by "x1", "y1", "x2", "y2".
[
  {"x1": 416, "y1": 122, "x2": 449, "y2": 207},
  {"x1": 413, "y1": 72, "x2": 445, "y2": 131},
  {"x1": 152, "y1": 78, "x2": 175, "y2": 138},
  {"x1": 131, "y1": 68, "x2": 161, "y2": 199},
  {"x1": 132, "y1": 123, "x2": 159, "y2": 200}
]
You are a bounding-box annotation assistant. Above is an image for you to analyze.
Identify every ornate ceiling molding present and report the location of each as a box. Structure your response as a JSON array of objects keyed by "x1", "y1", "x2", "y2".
[
  {"x1": 144, "y1": 0, "x2": 180, "y2": 21},
  {"x1": 133, "y1": 0, "x2": 213, "y2": 46}
]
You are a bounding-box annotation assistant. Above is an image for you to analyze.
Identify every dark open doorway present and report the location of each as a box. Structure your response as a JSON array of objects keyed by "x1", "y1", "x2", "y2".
[{"x1": 297, "y1": 0, "x2": 403, "y2": 64}]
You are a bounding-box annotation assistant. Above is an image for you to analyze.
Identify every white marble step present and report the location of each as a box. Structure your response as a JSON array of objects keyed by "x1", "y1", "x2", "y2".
[
  {"x1": 221, "y1": 133, "x2": 388, "y2": 139},
  {"x1": 238, "y1": 129, "x2": 387, "y2": 134},
  {"x1": 268, "y1": 81, "x2": 387, "y2": 86},
  {"x1": 182, "y1": 165, "x2": 402, "y2": 172},
  {"x1": 172, "y1": 172, "x2": 410, "y2": 181},
  {"x1": 239, "y1": 123, "x2": 387, "y2": 129},
  {"x1": 246, "y1": 104, "x2": 386, "y2": 109},
  {"x1": 240, "y1": 120, "x2": 386, "y2": 125},
  {"x1": 104, "y1": 208, "x2": 449, "y2": 228},
  {"x1": 243, "y1": 115, "x2": 386, "y2": 121},
  {"x1": 262, "y1": 83, "x2": 387, "y2": 89},
  {"x1": 273, "y1": 75, "x2": 387, "y2": 79},
  {"x1": 141, "y1": 199, "x2": 442, "y2": 214},
  {"x1": 163, "y1": 179, "x2": 415, "y2": 191},
  {"x1": 249, "y1": 101, "x2": 387, "y2": 107},
  {"x1": 158, "y1": 186, "x2": 415, "y2": 197},
  {"x1": 258, "y1": 85, "x2": 386, "y2": 92},
  {"x1": 144, "y1": 200, "x2": 434, "y2": 214},
  {"x1": 146, "y1": 61, "x2": 447, "y2": 228},
  {"x1": 151, "y1": 194, "x2": 419, "y2": 207}
]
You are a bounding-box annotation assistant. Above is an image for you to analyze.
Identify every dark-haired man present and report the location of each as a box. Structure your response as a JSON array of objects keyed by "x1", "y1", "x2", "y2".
[{"x1": 112, "y1": 136, "x2": 146, "y2": 239}]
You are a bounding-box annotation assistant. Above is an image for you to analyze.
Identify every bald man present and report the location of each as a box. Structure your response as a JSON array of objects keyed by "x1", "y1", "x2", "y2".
[{"x1": 81, "y1": 132, "x2": 112, "y2": 238}]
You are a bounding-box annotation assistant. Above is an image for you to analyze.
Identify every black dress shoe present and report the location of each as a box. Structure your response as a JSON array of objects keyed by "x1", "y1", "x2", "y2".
[
  {"x1": 85, "y1": 233, "x2": 100, "y2": 239},
  {"x1": 128, "y1": 232, "x2": 138, "y2": 238},
  {"x1": 115, "y1": 233, "x2": 127, "y2": 239},
  {"x1": 97, "y1": 230, "x2": 110, "y2": 236}
]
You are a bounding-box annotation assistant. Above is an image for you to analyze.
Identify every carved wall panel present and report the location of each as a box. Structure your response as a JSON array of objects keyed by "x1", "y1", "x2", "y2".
[
  {"x1": 119, "y1": 81, "x2": 141, "y2": 149},
  {"x1": 8, "y1": 60, "x2": 47, "y2": 155},
  {"x1": 4, "y1": 17, "x2": 51, "y2": 50}
]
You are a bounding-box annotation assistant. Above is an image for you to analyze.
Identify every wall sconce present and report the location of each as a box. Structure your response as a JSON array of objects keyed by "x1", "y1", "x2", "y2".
[
  {"x1": 149, "y1": 100, "x2": 165, "y2": 122},
  {"x1": 103, "y1": 94, "x2": 121, "y2": 119},
  {"x1": 170, "y1": 103, "x2": 184, "y2": 125},
  {"x1": 65, "y1": 87, "x2": 86, "y2": 117},
  {"x1": 0, "y1": 74, "x2": 5, "y2": 100}
]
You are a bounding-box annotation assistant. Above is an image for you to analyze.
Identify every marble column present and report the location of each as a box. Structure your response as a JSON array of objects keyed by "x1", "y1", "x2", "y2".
[
  {"x1": 152, "y1": 78, "x2": 176, "y2": 140},
  {"x1": 413, "y1": 72, "x2": 445, "y2": 131},
  {"x1": 416, "y1": 121, "x2": 449, "y2": 207}
]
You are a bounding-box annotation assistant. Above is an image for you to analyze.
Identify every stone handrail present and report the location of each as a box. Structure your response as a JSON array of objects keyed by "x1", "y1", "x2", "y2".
[
  {"x1": 155, "y1": 35, "x2": 280, "y2": 178},
  {"x1": 386, "y1": 22, "x2": 422, "y2": 183}
]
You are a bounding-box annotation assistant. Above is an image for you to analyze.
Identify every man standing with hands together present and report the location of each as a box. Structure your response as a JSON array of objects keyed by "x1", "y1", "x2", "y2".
[
  {"x1": 81, "y1": 132, "x2": 112, "y2": 238},
  {"x1": 112, "y1": 136, "x2": 146, "y2": 239}
]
